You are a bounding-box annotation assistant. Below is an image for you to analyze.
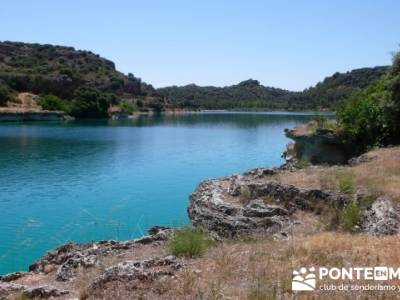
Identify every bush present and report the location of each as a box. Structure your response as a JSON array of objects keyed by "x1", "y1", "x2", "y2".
[
  {"x1": 340, "y1": 201, "x2": 361, "y2": 232},
  {"x1": 39, "y1": 94, "x2": 69, "y2": 111},
  {"x1": 119, "y1": 100, "x2": 137, "y2": 114},
  {"x1": 70, "y1": 86, "x2": 110, "y2": 118},
  {"x1": 0, "y1": 82, "x2": 13, "y2": 105},
  {"x1": 148, "y1": 98, "x2": 164, "y2": 112},
  {"x1": 295, "y1": 159, "x2": 310, "y2": 169},
  {"x1": 168, "y1": 228, "x2": 213, "y2": 258},
  {"x1": 239, "y1": 185, "x2": 252, "y2": 204},
  {"x1": 312, "y1": 115, "x2": 328, "y2": 128},
  {"x1": 336, "y1": 171, "x2": 355, "y2": 194}
]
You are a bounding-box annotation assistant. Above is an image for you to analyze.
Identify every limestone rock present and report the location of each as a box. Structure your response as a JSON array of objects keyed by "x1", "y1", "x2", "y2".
[
  {"x1": 0, "y1": 282, "x2": 68, "y2": 299},
  {"x1": 362, "y1": 197, "x2": 400, "y2": 235},
  {"x1": 89, "y1": 255, "x2": 183, "y2": 292},
  {"x1": 188, "y1": 168, "x2": 346, "y2": 237},
  {"x1": 348, "y1": 153, "x2": 377, "y2": 166},
  {"x1": 29, "y1": 226, "x2": 173, "y2": 281}
]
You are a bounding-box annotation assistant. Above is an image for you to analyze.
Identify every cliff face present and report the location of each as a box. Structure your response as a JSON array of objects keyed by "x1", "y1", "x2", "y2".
[{"x1": 283, "y1": 122, "x2": 352, "y2": 165}]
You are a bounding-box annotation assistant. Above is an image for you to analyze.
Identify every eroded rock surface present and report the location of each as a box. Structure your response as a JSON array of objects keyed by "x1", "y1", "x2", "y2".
[
  {"x1": 0, "y1": 282, "x2": 68, "y2": 300},
  {"x1": 28, "y1": 226, "x2": 173, "y2": 282},
  {"x1": 188, "y1": 168, "x2": 347, "y2": 238},
  {"x1": 89, "y1": 255, "x2": 183, "y2": 293},
  {"x1": 0, "y1": 226, "x2": 174, "y2": 299},
  {"x1": 362, "y1": 197, "x2": 400, "y2": 235}
]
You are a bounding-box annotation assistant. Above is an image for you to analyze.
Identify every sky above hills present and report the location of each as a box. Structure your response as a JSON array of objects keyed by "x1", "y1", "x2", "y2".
[{"x1": 1, "y1": 0, "x2": 399, "y2": 91}]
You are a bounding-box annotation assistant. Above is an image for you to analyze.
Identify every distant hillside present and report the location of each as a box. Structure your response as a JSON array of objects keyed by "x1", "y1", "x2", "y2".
[
  {"x1": 157, "y1": 79, "x2": 291, "y2": 110},
  {"x1": 0, "y1": 41, "x2": 390, "y2": 116},
  {"x1": 0, "y1": 41, "x2": 168, "y2": 117},
  {"x1": 158, "y1": 66, "x2": 389, "y2": 110}
]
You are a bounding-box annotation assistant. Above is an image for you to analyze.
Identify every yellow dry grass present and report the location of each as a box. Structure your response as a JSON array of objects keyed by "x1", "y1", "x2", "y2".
[
  {"x1": 274, "y1": 146, "x2": 400, "y2": 202},
  {"x1": 156, "y1": 232, "x2": 400, "y2": 300}
]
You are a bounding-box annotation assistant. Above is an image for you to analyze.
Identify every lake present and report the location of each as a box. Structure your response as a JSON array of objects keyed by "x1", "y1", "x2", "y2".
[{"x1": 0, "y1": 112, "x2": 318, "y2": 274}]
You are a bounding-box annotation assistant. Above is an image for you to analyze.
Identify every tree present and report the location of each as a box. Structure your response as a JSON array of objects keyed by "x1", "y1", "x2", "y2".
[
  {"x1": 39, "y1": 94, "x2": 68, "y2": 111},
  {"x1": 336, "y1": 51, "x2": 400, "y2": 151},
  {"x1": 0, "y1": 82, "x2": 13, "y2": 105},
  {"x1": 70, "y1": 86, "x2": 110, "y2": 118}
]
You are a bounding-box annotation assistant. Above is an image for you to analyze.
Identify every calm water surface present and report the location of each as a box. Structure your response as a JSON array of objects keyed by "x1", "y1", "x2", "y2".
[{"x1": 0, "y1": 112, "x2": 319, "y2": 274}]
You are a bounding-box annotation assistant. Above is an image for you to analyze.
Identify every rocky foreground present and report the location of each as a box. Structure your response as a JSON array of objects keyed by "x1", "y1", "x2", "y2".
[{"x1": 1, "y1": 148, "x2": 400, "y2": 299}]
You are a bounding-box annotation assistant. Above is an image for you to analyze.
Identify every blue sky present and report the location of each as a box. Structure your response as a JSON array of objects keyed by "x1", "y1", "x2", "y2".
[{"x1": 1, "y1": 0, "x2": 399, "y2": 90}]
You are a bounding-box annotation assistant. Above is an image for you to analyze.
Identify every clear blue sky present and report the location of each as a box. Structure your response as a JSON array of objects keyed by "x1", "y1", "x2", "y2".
[{"x1": 1, "y1": 0, "x2": 399, "y2": 91}]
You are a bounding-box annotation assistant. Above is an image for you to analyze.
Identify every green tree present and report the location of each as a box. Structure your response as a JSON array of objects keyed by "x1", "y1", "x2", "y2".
[
  {"x1": 336, "y1": 51, "x2": 400, "y2": 151},
  {"x1": 0, "y1": 82, "x2": 13, "y2": 105},
  {"x1": 70, "y1": 86, "x2": 110, "y2": 118},
  {"x1": 39, "y1": 94, "x2": 69, "y2": 111}
]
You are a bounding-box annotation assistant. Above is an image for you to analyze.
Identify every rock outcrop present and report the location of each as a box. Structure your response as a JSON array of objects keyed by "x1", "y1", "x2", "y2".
[
  {"x1": 0, "y1": 282, "x2": 69, "y2": 299},
  {"x1": 284, "y1": 123, "x2": 351, "y2": 165},
  {"x1": 0, "y1": 226, "x2": 175, "y2": 299},
  {"x1": 89, "y1": 255, "x2": 183, "y2": 293},
  {"x1": 188, "y1": 167, "x2": 347, "y2": 238},
  {"x1": 29, "y1": 226, "x2": 173, "y2": 282},
  {"x1": 362, "y1": 197, "x2": 400, "y2": 235}
]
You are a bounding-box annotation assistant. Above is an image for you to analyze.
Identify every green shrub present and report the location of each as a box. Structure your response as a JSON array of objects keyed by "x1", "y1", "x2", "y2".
[
  {"x1": 340, "y1": 201, "x2": 361, "y2": 232},
  {"x1": 39, "y1": 94, "x2": 69, "y2": 111},
  {"x1": 148, "y1": 98, "x2": 164, "y2": 112},
  {"x1": 312, "y1": 115, "x2": 327, "y2": 128},
  {"x1": 119, "y1": 100, "x2": 137, "y2": 114},
  {"x1": 295, "y1": 159, "x2": 310, "y2": 169},
  {"x1": 240, "y1": 185, "x2": 252, "y2": 203},
  {"x1": 336, "y1": 171, "x2": 355, "y2": 194},
  {"x1": 168, "y1": 228, "x2": 213, "y2": 258},
  {"x1": 0, "y1": 82, "x2": 13, "y2": 105},
  {"x1": 70, "y1": 86, "x2": 110, "y2": 118}
]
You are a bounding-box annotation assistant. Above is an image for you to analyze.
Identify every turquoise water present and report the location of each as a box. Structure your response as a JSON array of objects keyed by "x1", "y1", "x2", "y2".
[{"x1": 0, "y1": 112, "x2": 317, "y2": 275}]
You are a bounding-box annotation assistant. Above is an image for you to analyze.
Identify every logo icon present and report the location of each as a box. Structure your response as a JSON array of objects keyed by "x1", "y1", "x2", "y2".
[
  {"x1": 292, "y1": 267, "x2": 316, "y2": 291},
  {"x1": 374, "y1": 267, "x2": 388, "y2": 280}
]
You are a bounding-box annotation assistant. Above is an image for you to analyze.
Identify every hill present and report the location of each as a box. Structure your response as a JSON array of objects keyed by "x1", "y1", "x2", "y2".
[
  {"x1": 158, "y1": 66, "x2": 389, "y2": 111},
  {"x1": 0, "y1": 41, "x2": 390, "y2": 116},
  {"x1": 0, "y1": 41, "x2": 168, "y2": 117}
]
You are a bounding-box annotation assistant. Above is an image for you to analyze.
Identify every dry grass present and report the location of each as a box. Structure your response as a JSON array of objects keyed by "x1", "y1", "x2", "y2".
[
  {"x1": 274, "y1": 147, "x2": 400, "y2": 202},
  {"x1": 139, "y1": 231, "x2": 400, "y2": 299}
]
